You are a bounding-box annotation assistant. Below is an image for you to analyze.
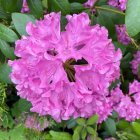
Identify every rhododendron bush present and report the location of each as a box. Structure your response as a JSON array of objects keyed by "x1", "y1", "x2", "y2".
[{"x1": 1, "y1": 0, "x2": 140, "y2": 140}]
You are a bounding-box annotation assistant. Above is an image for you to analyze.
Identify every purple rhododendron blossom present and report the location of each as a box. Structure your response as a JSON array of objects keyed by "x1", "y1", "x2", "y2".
[
  {"x1": 9, "y1": 12, "x2": 122, "y2": 122},
  {"x1": 131, "y1": 51, "x2": 140, "y2": 78},
  {"x1": 25, "y1": 115, "x2": 49, "y2": 131},
  {"x1": 115, "y1": 25, "x2": 131, "y2": 45},
  {"x1": 21, "y1": 0, "x2": 29, "y2": 13},
  {"x1": 108, "y1": 0, "x2": 128, "y2": 11},
  {"x1": 111, "y1": 80, "x2": 140, "y2": 121},
  {"x1": 84, "y1": 0, "x2": 97, "y2": 7}
]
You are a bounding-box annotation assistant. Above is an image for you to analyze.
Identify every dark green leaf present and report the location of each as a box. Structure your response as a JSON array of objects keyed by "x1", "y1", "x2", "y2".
[
  {"x1": 0, "y1": 0, "x2": 22, "y2": 13},
  {"x1": 0, "y1": 39, "x2": 16, "y2": 60},
  {"x1": 96, "y1": 11, "x2": 116, "y2": 40},
  {"x1": 113, "y1": 42, "x2": 127, "y2": 55},
  {"x1": 116, "y1": 120, "x2": 130, "y2": 130},
  {"x1": 125, "y1": 0, "x2": 140, "y2": 37},
  {"x1": 0, "y1": 24, "x2": 18, "y2": 42},
  {"x1": 96, "y1": 5, "x2": 125, "y2": 24},
  {"x1": 70, "y1": 2, "x2": 85, "y2": 14},
  {"x1": 0, "y1": 63, "x2": 12, "y2": 84},
  {"x1": 86, "y1": 115, "x2": 98, "y2": 125},
  {"x1": 11, "y1": 99, "x2": 32, "y2": 117},
  {"x1": 12, "y1": 13, "x2": 35, "y2": 35},
  {"x1": 138, "y1": 64, "x2": 140, "y2": 77},
  {"x1": 66, "y1": 118, "x2": 77, "y2": 129},
  {"x1": 27, "y1": 0, "x2": 43, "y2": 18},
  {"x1": 0, "y1": 50, "x2": 6, "y2": 63},
  {"x1": 104, "y1": 118, "x2": 116, "y2": 136},
  {"x1": 2, "y1": 113, "x2": 14, "y2": 128},
  {"x1": 48, "y1": 0, "x2": 70, "y2": 15}
]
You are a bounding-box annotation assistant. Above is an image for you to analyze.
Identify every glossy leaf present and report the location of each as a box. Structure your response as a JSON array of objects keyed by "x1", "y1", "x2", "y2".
[
  {"x1": 0, "y1": 63, "x2": 12, "y2": 84},
  {"x1": 125, "y1": 0, "x2": 140, "y2": 36},
  {"x1": 70, "y1": 2, "x2": 85, "y2": 14},
  {"x1": 27, "y1": 0, "x2": 43, "y2": 18},
  {"x1": 0, "y1": 39, "x2": 16, "y2": 60},
  {"x1": 104, "y1": 118, "x2": 116, "y2": 136},
  {"x1": 48, "y1": 0, "x2": 70, "y2": 15},
  {"x1": 12, "y1": 13, "x2": 35, "y2": 35},
  {"x1": 0, "y1": 24, "x2": 18, "y2": 42},
  {"x1": 87, "y1": 115, "x2": 99, "y2": 125}
]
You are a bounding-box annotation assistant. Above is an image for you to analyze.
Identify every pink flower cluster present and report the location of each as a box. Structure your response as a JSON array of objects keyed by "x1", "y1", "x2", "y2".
[
  {"x1": 108, "y1": 0, "x2": 128, "y2": 11},
  {"x1": 115, "y1": 25, "x2": 131, "y2": 45},
  {"x1": 21, "y1": 0, "x2": 29, "y2": 13},
  {"x1": 9, "y1": 12, "x2": 122, "y2": 122},
  {"x1": 111, "y1": 80, "x2": 140, "y2": 121},
  {"x1": 84, "y1": 0, "x2": 97, "y2": 8},
  {"x1": 108, "y1": 0, "x2": 131, "y2": 45},
  {"x1": 131, "y1": 51, "x2": 140, "y2": 78},
  {"x1": 25, "y1": 114, "x2": 49, "y2": 131}
]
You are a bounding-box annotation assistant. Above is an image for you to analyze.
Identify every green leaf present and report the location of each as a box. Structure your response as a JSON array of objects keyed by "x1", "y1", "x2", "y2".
[
  {"x1": 12, "y1": 13, "x2": 35, "y2": 36},
  {"x1": 74, "y1": 126, "x2": 83, "y2": 133},
  {"x1": 48, "y1": 0, "x2": 70, "y2": 15},
  {"x1": 138, "y1": 64, "x2": 140, "y2": 77},
  {"x1": 86, "y1": 126, "x2": 95, "y2": 135},
  {"x1": 104, "y1": 118, "x2": 116, "y2": 136},
  {"x1": 0, "y1": 124, "x2": 26, "y2": 140},
  {"x1": 0, "y1": 0, "x2": 22, "y2": 13},
  {"x1": 11, "y1": 99, "x2": 32, "y2": 117},
  {"x1": 89, "y1": 134, "x2": 96, "y2": 140},
  {"x1": 2, "y1": 113, "x2": 15, "y2": 129},
  {"x1": 86, "y1": 115, "x2": 98, "y2": 125},
  {"x1": 0, "y1": 6, "x2": 9, "y2": 19},
  {"x1": 76, "y1": 118, "x2": 86, "y2": 126},
  {"x1": 132, "y1": 122, "x2": 140, "y2": 136},
  {"x1": 0, "y1": 39, "x2": 16, "y2": 60},
  {"x1": 50, "y1": 131, "x2": 72, "y2": 140},
  {"x1": 72, "y1": 131, "x2": 80, "y2": 140},
  {"x1": 27, "y1": 0, "x2": 43, "y2": 18},
  {"x1": 113, "y1": 42, "x2": 127, "y2": 55},
  {"x1": 116, "y1": 120, "x2": 130, "y2": 130},
  {"x1": 81, "y1": 128, "x2": 87, "y2": 140},
  {"x1": 96, "y1": 5, "x2": 125, "y2": 24},
  {"x1": 66, "y1": 118, "x2": 77, "y2": 129},
  {"x1": 0, "y1": 50, "x2": 6, "y2": 63},
  {"x1": 0, "y1": 63, "x2": 12, "y2": 84},
  {"x1": 69, "y1": 0, "x2": 86, "y2": 3},
  {"x1": 61, "y1": 16, "x2": 67, "y2": 31},
  {"x1": 125, "y1": 0, "x2": 140, "y2": 37},
  {"x1": 0, "y1": 24, "x2": 18, "y2": 42},
  {"x1": 96, "y1": 11, "x2": 116, "y2": 40},
  {"x1": 70, "y1": 2, "x2": 85, "y2": 14},
  {"x1": 42, "y1": 0, "x2": 48, "y2": 8}
]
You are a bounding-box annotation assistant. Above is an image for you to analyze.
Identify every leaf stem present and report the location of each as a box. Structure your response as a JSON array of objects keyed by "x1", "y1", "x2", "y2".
[{"x1": 95, "y1": 6, "x2": 125, "y2": 16}]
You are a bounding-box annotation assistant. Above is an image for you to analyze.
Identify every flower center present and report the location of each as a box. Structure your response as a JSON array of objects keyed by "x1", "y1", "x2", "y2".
[
  {"x1": 63, "y1": 58, "x2": 88, "y2": 82},
  {"x1": 63, "y1": 58, "x2": 76, "y2": 82}
]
